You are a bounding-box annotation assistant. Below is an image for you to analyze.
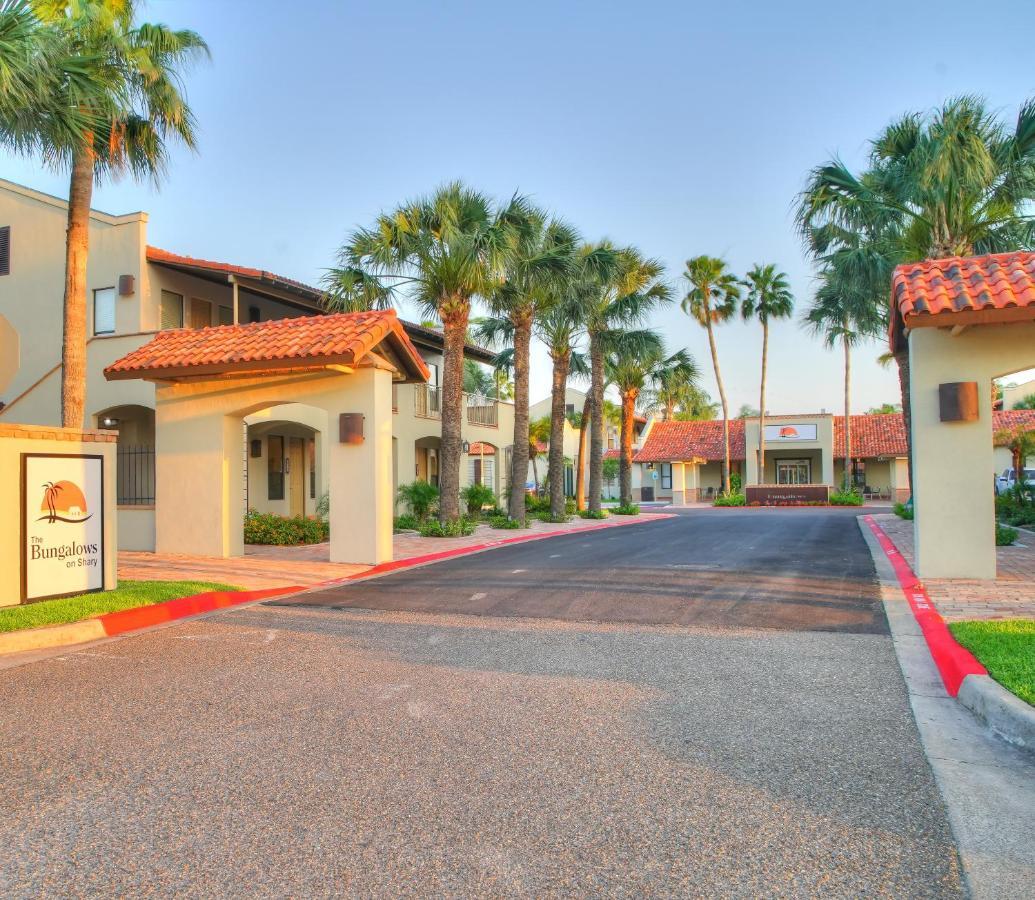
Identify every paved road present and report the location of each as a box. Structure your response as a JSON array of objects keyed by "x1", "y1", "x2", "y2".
[{"x1": 0, "y1": 509, "x2": 964, "y2": 897}]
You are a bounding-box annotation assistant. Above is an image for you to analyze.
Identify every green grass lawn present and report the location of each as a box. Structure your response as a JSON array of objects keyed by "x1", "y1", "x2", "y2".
[
  {"x1": 0, "y1": 581, "x2": 240, "y2": 634},
  {"x1": 949, "y1": 619, "x2": 1035, "y2": 707}
]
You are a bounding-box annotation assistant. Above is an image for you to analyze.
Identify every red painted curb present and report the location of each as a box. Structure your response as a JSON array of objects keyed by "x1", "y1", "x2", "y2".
[
  {"x1": 307, "y1": 514, "x2": 676, "y2": 588},
  {"x1": 863, "y1": 515, "x2": 985, "y2": 696},
  {"x1": 99, "y1": 585, "x2": 304, "y2": 637}
]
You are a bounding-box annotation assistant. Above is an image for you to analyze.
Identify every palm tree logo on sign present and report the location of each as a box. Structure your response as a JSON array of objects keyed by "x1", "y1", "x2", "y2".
[{"x1": 39, "y1": 481, "x2": 92, "y2": 524}]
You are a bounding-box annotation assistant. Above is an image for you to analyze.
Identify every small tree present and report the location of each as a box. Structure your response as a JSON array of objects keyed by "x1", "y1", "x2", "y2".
[
  {"x1": 995, "y1": 425, "x2": 1035, "y2": 495},
  {"x1": 602, "y1": 457, "x2": 619, "y2": 498},
  {"x1": 396, "y1": 481, "x2": 439, "y2": 522},
  {"x1": 1013, "y1": 394, "x2": 1035, "y2": 411}
]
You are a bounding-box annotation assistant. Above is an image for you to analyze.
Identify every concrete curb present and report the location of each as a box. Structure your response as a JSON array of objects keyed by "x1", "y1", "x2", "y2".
[
  {"x1": 958, "y1": 674, "x2": 1035, "y2": 754},
  {"x1": 0, "y1": 514, "x2": 674, "y2": 657},
  {"x1": 860, "y1": 515, "x2": 1034, "y2": 759},
  {"x1": 0, "y1": 586, "x2": 301, "y2": 657}
]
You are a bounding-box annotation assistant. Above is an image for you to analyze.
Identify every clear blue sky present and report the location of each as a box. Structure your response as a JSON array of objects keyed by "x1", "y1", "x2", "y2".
[{"x1": 6, "y1": 0, "x2": 1034, "y2": 412}]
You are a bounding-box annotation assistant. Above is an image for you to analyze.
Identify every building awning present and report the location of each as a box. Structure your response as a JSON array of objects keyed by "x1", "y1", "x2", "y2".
[
  {"x1": 104, "y1": 309, "x2": 430, "y2": 383},
  {"x1": 890, "y1": 251, "x2": 1035, "y2": 351}
]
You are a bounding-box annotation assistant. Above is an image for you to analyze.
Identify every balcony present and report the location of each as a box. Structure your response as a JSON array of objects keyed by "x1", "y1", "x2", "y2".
[{"x1": 413, "y1": 385, "x2": 499, "y2": 427}]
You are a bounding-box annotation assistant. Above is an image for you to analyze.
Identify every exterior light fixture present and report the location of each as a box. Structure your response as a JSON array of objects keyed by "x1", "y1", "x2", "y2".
[
  {"x1": 101, "y1": 416, "x2": 120, "y2": 428},
  {"x1": 461, "y1": 440, "x2": 471, "y2": 454}
]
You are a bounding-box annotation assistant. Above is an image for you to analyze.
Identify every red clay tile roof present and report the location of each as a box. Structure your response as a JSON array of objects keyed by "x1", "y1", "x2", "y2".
[
  {"x1": 603, "y1": 448, "x2": 621, "y2": 459},
  {"x1": 634, "y1": 410, "x2": 1035, "y2": 463},
  {"x1": 891, "y1": 251, "x2": 1035, "y2": 349},
  {"x1": 469, "y1": 442, "x2": 497, "y2": 455},
  {"x1": 634, "y1": 419, "x2": 745, "y2": 463},
  {"x1": 105, "y1": 309, "x2": 430, "y2": 382}
]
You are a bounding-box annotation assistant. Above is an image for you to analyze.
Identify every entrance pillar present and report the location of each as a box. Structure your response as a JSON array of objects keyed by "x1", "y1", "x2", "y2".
[{"x1": 326, "y1": 367, "x2": 394, "y2": 565}]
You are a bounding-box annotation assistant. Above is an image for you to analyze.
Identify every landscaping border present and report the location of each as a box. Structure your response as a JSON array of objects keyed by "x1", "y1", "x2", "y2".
[
  {"x1": 862, "y1": 514, "x2": 1035, "y2": 755},
  {"x1": 1, "y1": 514, "x2": 673, "y2": 656}
]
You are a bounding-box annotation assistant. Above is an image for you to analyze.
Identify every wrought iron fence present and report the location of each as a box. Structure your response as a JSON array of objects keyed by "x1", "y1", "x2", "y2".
[{"x1": 117, "y1": 444, "x2": 155, "y2": 505}]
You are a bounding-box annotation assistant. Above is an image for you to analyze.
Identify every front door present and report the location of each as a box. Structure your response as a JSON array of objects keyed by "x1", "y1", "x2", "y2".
[
  {"x1": 776, "y1": 459, "x2": 811, "y2": 485},
  {"x1": 288, "y1": 437, "x2": 304, "y2": 517}
]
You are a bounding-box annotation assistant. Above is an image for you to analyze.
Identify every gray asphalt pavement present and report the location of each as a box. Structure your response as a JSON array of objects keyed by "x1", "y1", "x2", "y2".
[{"x1": 0, "y1": 509, "x2": 965, "y2": 897}]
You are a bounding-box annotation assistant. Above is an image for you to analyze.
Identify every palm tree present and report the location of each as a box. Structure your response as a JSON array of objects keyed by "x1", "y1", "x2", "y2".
[
  {"x1": 329, "y1": 183, "x2": 533, "y2": 521},
  {"x1": 741, "y1": 264, "x2": 794, "y2": 483},
  {"x1": 606, "y1": 333, "x2": 699, "y2": 505},
  {"x1": 484, "y1": 213, "x2": 578, "y2": 521},
  {"x1": 573, "y1": 398, "x2": 591, "y2": 510},
  {"x1": 643, "y1": 364, "x2": 698, "y2": 421},
  {"x1": 23, "y1": 1, "x2": 208, "y2": 428},
  {"x1": 803, "y1": 262, "x2": 884, "y2": 490},
  {"x1": 797, "y1": 96, "x2": 1035, "y2": 491},
  {"x1": 682, "y1": 256, "x2": 741, "y2": 491},
  {"x1": 582, "y1": 244, "x2": 671, "y2": 513}
]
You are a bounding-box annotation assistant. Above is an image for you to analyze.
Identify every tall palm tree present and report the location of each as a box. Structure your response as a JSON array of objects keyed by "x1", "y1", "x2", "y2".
[
  {"x1": 25, "y1": 0, "x2": 208, "y2": 428},
  {"x1": 741, "y1": 264, "x2": 794, "y2": 483},
  {"x1": 606, "y1": 333, "x2": 699, "y2": 505},
  {"x1": 329, "y1": 183, "x2": 533, "y2": 521},
  {"x1": 573, "y1": 397, "x2": 591, "y2": 510},
  {"x1": 484, "y1": 213, "x2": 578, "y2": 521},
  {"x1": 642, "y1": 364, "x2": 698, "y2": 421},
  {"x1": 797, "y1": 95, "x2": 1035, "y2": 491},
  {"x1": 682, "y1": 256, "x2": 741, "y2": 491},
  {"x1": 803, "y1": 262, "x2": 884, "y2": 490},
  {"x1": 582, "y1": 244, "x2": 670, "y2": 512}
]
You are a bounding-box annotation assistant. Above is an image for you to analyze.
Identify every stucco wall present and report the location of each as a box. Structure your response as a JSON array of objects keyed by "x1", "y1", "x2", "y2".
[
  {"x1": 908, "y1": 322, "x2": 1035, "y2": 578},
  {"x1": 0, "y1": 424, "x2": 118, "y2": 607}
]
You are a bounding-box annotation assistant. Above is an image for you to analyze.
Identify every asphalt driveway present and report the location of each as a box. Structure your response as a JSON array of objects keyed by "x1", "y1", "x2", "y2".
[{"x1": 0, "y1": 509, "x2": 965, "y2": 896}]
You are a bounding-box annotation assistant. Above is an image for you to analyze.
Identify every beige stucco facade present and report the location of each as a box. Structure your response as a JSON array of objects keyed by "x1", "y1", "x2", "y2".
[
  {"x1": 908, "y1": 323, "x2": 1035, "y2": 579},
  {"x1": 0, "y1": 424, "x2": 117, "y2": 607},
  {"x1": 1002, "y1": 377, "x2": 1035, "y2": 411},
  {"x1": 0, "y1": 179, "x2": 514, "y2": 552}
]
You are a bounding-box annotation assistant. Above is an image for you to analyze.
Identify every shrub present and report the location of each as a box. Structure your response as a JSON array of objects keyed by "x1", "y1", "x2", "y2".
[
  {"x1": 418, "y1": 518, "x2": 477, "y2": 538},
  {"x1": 830, "y1": 489, "x2": 863, "y2": 506},
  {"x1": 612, "y1": 503, "x2": 640, "y2": 515},
  {"x1": 393, "y1": 514, "x2": 420, "y2": 532},
  {"x1": 536, "y1": 511, "x2": 571, "y2": 523},
  {"x1": 489, "y1": 516, "x2": 523, "y2": 529},
  {"x1": 893, "y1": 501, "x2": 914, "y2": 520},
  {"x1": 525, "y1": 495, "x2": 550, "y2": 514},
  {"x1": 713, "y1": 491, "x2": 746, "y2": 507},
  {"x1": 316, "y1": 491, "x2": 330, "y2": 520},
  {"x1": 461, "y1": 483, "x2": 496, "y2": 516},
  {"x1": 578, "y1": 509, "x2": 608, "y2": 519},
  {"x1": 996, "y1": 523, "x2": 1019, "y2": 546},
  {"x1": 397, "y1": 480, "x2": 439, "y2": 521},
  {"x1": 729, "y1": 472, "x2": 742, "y2": 493},
  {"x1": 565, "y1": 498, "x2": 577, "y2": 515},
  {"x1": 997, "y1": 494, "x2": 1035, "y2": 527},
  {"x1": 244, "y1": 510, "x2": 329, "y2": 545}
]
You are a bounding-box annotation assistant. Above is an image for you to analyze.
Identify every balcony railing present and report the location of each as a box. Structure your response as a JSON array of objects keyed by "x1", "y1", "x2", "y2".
[
  {"x1": 413, "y1": 385, "x2": 499, "y2": 427},
  {"x1": 466, "y1": 394, "x2": 498, "y2": 427},
  {"x1": 414, "y1": 383, "x2": 441, "y2": 419}
]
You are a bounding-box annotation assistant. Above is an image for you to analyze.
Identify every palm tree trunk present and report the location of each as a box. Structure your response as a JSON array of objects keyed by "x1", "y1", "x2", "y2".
[
  {"x1": 508, "y1": 312, "x2": 532, "y2": 521},
  {"x1": 575, "y1": 393, "x2": 591, "y2": 510},
  {"x1": 588, "y1": 332, "x2": 605, "y2": 512},
  {"x1": 844, "y1": 336, "x2": 852, "y2": 491},
  {"x1": 758, "y1": 321, "x2": 768, "y2": 484},
  {"x1": 620, "y1": 390, "x2": 636, "y2": 505},
  {"x1": 61, "y1": 149, "x2": 95, "y2": 428},
  {"x1": 703, "y1": 312, "x2": 730, "y2": 492},
  {"x1": 548, "y1": 349, "x2": 570, "y2": 518},
  {"x1": 894, "y1": 348, "x2": 913, "y2": 500},
  {"x1": 438, "y1": 301, "x2": 469, "y2": 522}
]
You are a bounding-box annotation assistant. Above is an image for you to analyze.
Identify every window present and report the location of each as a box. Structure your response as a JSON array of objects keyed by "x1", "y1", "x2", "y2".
[
  {"x1": 218, "y1": 305, "x2": 234, "y2": 326},
  {"x1": 851, "y1": 459, "x2": 866, "y2": 488},
  {"x1": 248, "y1": 305, "x2": 261, "y2": 323},
  {"x1": 93, "y1": 287, "x2": 115, "y2": 335},
  {"x1": 308, "y1": 438, "x2": 316, "y2": 499},
  {"x1": 565, "y1": 403, "x2": 575, "y2": 416},
  {"x1": 428, "y1": 363, "x2": 439, "y2": 388},
  {"x1": 267, "y1": 435, "x2": 285, "y2": 500},
  {"x1": 661, "y1": 463, "x2": 672, "y2": 490},
  {"x1": 468, "y1": 456, "x2": 495, "y2": 487},
  {"x1": 0, "y1": 226, "x2": 9, "y2": 275},
  {"x1": 160, "y1": 290, "x2": 183, "y2": 329},
  {"x1": 190, "y1": 297, "x2": 212, "y2": 329}
]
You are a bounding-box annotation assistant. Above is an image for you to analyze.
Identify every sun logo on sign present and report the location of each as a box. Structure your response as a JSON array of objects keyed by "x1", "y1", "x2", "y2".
[
  {"x1": 39, "y1": 481, "x2": 91, "y2": 524},
  {"x1": 778, "y1": 426, "x2": 799, "y2": 438}
]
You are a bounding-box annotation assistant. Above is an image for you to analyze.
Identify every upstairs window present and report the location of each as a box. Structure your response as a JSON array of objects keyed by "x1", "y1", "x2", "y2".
[
  {"x1": 93, "y1": 287, "x2": 115, "y2": 335},
  {"x1": 160, "y1": 290, "x2": 184, "y2": 330},
  {"x1": 0, "y1": 226, "x2": 9, "y2": 275}
]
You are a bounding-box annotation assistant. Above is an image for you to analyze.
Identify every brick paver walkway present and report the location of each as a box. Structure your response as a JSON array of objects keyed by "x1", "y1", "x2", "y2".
[
  {"x1": 872, "y1": 514, "x2": 1035, "y2": 621},
  {"x1": 119, "y1": 514, "x2": 668, "y2": 591}
]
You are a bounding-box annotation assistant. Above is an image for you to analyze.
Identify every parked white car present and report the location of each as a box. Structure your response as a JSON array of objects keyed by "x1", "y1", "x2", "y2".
[{"x1": 995, "y1": 467, "x2": 1035, "y2": 496}]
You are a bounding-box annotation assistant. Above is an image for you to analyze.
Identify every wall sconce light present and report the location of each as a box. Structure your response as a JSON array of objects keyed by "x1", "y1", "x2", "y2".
[
  {"x1": 339, "y1": 413, "x2": 364, "y2": 444},
  {"x1": 100, "y1": 416, "x2": 120, "y2": 428},
  {"x1": 461, "y1": 440, "x2": 471, "y2": 454}
]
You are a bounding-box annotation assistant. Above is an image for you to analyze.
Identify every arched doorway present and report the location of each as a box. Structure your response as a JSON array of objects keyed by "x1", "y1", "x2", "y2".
[{"x1": 245, "y1": 404, "x2": 327, "y2": 521}]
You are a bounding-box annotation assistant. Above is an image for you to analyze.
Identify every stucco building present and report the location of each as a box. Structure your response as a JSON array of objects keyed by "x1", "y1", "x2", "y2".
[{"x1": 0, "y1": 179, "x2": 513, "y2": 553}]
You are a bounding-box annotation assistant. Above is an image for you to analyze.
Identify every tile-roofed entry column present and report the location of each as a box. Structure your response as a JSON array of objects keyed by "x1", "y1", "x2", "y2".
[{"x1": 891, "y1": 252, "x2": 1035, "y2": 579}]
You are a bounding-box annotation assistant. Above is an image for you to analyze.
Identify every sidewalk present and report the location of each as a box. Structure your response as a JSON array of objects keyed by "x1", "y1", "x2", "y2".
[
  {"x1": 872, "y1": 514, "x2": 1035, "y2": 621},
  {"x1": 119, "y1": 514, "x2": 670, "y2": 591}
]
